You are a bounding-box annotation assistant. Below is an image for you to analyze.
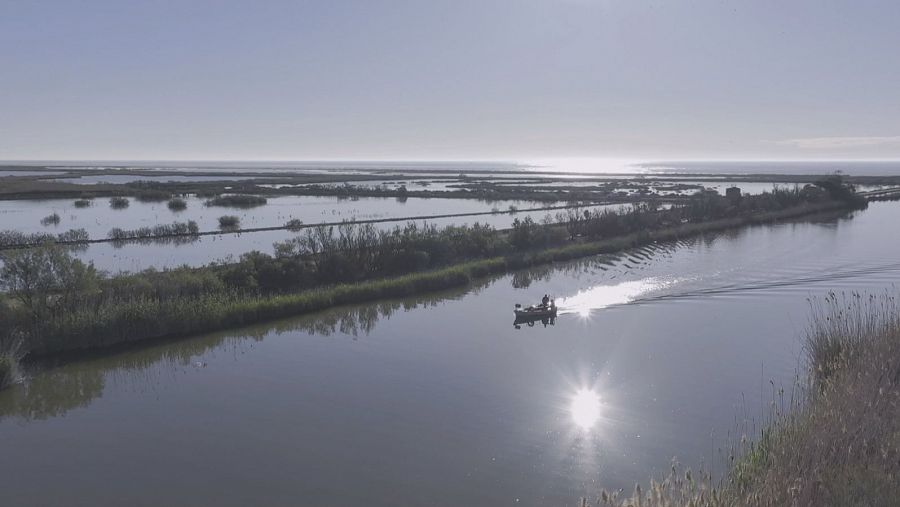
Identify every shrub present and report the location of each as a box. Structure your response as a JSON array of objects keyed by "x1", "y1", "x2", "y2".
[
  {"x1": 73, "y1": 199, "x2": 92, "y2": 208},
  {"x1": 0, "y1": 228, "x2": 89, "y2": 248},
  {"x1": 219, "y1": 215, "x2": 240, "y2": 229},
  {"x1": 109, "y1": 196, "x2": 130, "y2": 209},
  {"x1": 40, "y1": 213, "x2": 61, "y2": 226},
  {"x1": 108, "y1": 221, "x2": 200, "y2": 241},
  {"x1": 135, "y1": 189, "x2": 171, "y2": 202},
  {"x1": 205, "y1": 195, "x2": 267, "y2": 208},
  {"x1": 167, "y1": 198, "x2": 188, "y2": 211}
]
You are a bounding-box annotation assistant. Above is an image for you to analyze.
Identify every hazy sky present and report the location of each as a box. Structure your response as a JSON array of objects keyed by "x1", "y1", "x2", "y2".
[{"x1": 2, "y1": 0, "x2": 900, "y2": 161}]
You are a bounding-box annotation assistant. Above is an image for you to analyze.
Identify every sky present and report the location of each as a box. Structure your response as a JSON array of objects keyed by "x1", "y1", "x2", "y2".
[{"x1": 2, "y1": 0, "x2": 900, "y2": 162}]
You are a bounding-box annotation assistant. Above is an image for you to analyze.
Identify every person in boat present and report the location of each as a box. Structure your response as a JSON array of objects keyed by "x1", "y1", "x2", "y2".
[{"x1": 541, "y1": 294, "x2": 550, "y2": 307}]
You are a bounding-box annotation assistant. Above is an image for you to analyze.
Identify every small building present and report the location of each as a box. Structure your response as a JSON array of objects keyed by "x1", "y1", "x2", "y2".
[{"x1": 725, "y1": 186, "x2": 742, "y2": 203}]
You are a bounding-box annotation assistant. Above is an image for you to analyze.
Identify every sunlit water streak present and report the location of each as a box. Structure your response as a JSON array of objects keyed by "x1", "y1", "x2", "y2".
[{"x1": 555, "y1": 277, "x2": 685, "y2": 316}]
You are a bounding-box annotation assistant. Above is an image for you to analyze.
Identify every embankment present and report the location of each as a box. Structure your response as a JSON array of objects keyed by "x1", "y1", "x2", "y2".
[{"x1": 20, "y1": 199, "x2": 852, "y2": 359}]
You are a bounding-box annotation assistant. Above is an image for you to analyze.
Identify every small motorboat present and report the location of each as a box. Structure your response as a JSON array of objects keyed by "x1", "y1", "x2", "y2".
[{"x1": 514, "y1": 302, "x2": 558, "y2": 320}]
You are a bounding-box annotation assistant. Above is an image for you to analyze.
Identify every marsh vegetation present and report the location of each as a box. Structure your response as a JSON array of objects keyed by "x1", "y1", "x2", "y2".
[
  {"x1": 0, "y1": 180, "x2": 863, "y2": 364},
  {"x1": 40, "y1": 213, "x2": 61, "y2": 226},
  {"x1": 206, "y1": 195, "x2": 268, "y2": 208},
  {"x1": 107, "y1": 221, "x2": 200, "y2": 242},
  {"x1": 167, "y1": 197, "x2": 187, "y2": 211},
  {"x1": 109, "y1": 196, "x2": 130, "y2": 209},
  {"x1": 218, "y1": 215, "x2": 240, "y2": 229}
]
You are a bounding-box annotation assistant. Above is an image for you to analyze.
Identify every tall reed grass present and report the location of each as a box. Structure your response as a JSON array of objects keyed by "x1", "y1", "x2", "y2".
[{"x1": 588, "y1": 291, "x2": 900, "y2": 506}]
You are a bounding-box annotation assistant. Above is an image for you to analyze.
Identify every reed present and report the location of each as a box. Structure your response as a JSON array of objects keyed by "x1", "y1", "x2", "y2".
[
  {"x1": 589, "y1": 291, "x2": 900, "y2": 506},
  {"x1": 73, "y1": 199, "x2": 92, "y2": 208},
  {"x1": 25, "y1": 258, "x2": 508, "y2": 355}
]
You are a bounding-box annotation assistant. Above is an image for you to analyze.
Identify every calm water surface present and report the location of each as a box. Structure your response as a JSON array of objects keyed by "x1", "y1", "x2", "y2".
[{"x1": 2, "y1": 202, "x2": 900, "y2": 506}]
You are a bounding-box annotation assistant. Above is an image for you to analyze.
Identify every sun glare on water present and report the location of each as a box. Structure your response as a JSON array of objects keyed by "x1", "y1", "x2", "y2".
[{"x1": 570, "y1": 389, "x2": 601, "y2": 430}]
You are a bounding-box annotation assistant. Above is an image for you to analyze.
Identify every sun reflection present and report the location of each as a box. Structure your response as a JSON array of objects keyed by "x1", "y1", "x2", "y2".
[
  {"x1": 570, "y1": 388, "x2": 601, "y2": 430},
  {"x1": 556, "y1": 277, "x2": 675, "y2": 318}
]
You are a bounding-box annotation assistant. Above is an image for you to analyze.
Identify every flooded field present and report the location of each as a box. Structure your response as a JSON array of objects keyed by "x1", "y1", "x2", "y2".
[
  {"x1": 0, "y1": 195, "x2": 550, "y2": 238},
  {"x1": 1, "y1": 195, "x2": 631, "y2": 272},
  {"x1": 3, "y1": 198, "x2": 898, "y2": 505}
]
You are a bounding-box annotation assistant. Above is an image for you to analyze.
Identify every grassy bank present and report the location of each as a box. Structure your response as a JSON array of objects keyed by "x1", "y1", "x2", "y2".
[{"x1": 588, "y1": 291, "x2": 900, "y2": 506}]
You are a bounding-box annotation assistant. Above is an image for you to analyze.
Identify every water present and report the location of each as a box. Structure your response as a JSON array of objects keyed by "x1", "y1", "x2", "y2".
[
  {"x1": 0, "y1": 195, "x2": 546, "y2": 238},
  {"x1": 14, "y1": 158, "x2": 900, "y2": 179},
  {"x1": 0, "y1": 170, "x2": 66, "y2": 177},
  {"x1": 51, "y1": 174, "x2": 277, "y2": 185},
  {"x1": 636, "y1": 160, "x2": 900, "y2": 176},
  {"x1": 3, "y1": 201, "x2": 899, "y2": 505}
]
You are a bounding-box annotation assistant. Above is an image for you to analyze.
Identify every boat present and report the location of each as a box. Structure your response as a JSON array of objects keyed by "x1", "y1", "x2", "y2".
[{"x1": 514, "y1": 302, "x2": 558, "y2": 320}]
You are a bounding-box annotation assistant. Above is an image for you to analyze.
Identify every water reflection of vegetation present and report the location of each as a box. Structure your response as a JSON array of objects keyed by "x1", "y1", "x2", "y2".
[
  {"x1": 0, "y1": 365, "x2": 105, "y2": 421},
  {"x1": 0, "y1": 281, "x2": 491, "y2": 421},
  {"x1": 0, "y1": 229, "x2": 90, "y2": 249}
]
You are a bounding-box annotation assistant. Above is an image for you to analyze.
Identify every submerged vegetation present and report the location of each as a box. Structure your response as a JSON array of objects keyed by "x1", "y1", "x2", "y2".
[
  {"x1": 167, "y1": 197, "x2": 188, "y2": 211},
  {"x1": 205, "y1": 194, "x2": 267, "y2": 208},
  {"x1": 591, "y1": 291, "x2": 900, "y2": 506},
  {"x1": 40, "y1": 212, "x2": 61, "y2": 226},
  {"x1": 107, "y1": 221, "x2": 200, "y2": 242},
  {"x1": 218, "y1": 215, "x2": 240, "y2": 229},
  {"x1": 109, "y1": 196, "x2": 130, "y2": 209},
  {"x1": 0, "y1": 229, "x2": 90, "y2": 249}
]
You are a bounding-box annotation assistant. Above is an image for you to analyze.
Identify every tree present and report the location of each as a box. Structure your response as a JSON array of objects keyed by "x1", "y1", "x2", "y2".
[{"x1": 0, "y1": 243, "x2": 98, "y2": 319}]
